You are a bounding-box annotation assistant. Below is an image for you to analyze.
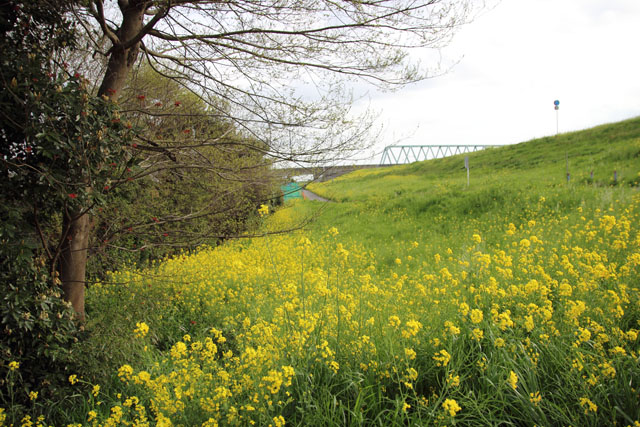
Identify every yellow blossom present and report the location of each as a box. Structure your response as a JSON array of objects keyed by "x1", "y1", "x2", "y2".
[
  {"x1": 433, "y1": 349, "x2": 451, "y2": 367},
  {"x1": 580, "y1": 397, "x2": 598, "y2": 413},
  {"x1": 401, "y1": 320, "x2": 422, "y2": 338},
  {"x1": 117, "y1": 365, "x2": 134, "y2": 382},
  {"x1": 444, "y1": 321, "x2": 460, "y2": 335},
  {"x1": 470, "y1": 309, "x2": 483, "y2": 324},
  {"x1": 442, "y1": 398, "x2": 461, "y2": 417},
  {"x1": 524, "y1": 315, "x2": 534, "y2": 332},
  {"x1": 507, "y1": 371, "x2": 518, "y2": 390},
  {"x1": 133, "y1": 321, "x2": 149, "y2": 338},
  {"x1": 258, "y1": 204, "x2": 269, "y2": 217},
  {"x1": 447, "y1": 373, "x2": 460, "y2": 387},
  {"x1": 388, "y1": 315, "x2": 401, "y2": 328},
  {"x1": 406, "y1": 367, "x2": 418, "y2": 381},
  {"x1": 471, "y1": 328, "x2": 484, "y2": 341},
  {"x1": 404, "y1": 348, "x2": 417, "y2": 360},
  {"x1": 529, "y1": 391, "x2": 541, "y2": 406}
]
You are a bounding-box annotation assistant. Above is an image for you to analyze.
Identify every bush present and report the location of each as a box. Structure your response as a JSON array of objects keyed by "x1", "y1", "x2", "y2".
[{"x1": 0, "y1": 211, "x2": 79, "y2": 418}]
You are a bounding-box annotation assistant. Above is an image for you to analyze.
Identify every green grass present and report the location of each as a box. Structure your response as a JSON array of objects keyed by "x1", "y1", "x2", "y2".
[
  {"x1": 6, "y1": 117, "x2": 640, "y2": 426},
  {"x1": 302, "y1": 116, "x2": 640, "y2": 260}
]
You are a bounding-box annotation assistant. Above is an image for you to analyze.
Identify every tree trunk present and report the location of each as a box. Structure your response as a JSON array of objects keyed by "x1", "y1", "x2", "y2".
[
  {"x1": 60, "y1": 211, "x2": 90, "y2": 322},
  {"x1": 59, "y1": 4, "x2": 144, "y2": 319},
  {"x1": 97, "y1": 4, "x2": 144, "y2": 99}
]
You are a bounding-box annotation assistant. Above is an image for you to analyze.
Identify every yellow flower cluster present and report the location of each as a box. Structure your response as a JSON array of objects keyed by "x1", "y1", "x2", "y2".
[
  {"x1": 66, "y1": 191, "x2": 640, "y2": 425},
  {"x1": 133, "y1": 321, "x2": 149, "y2": 338},
  {"x1": 442, "y1": 398, "x2": 461, "y2": 417}
]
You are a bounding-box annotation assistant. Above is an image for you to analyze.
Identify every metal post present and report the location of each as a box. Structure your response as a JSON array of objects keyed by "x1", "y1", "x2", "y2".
[
  {"x1": 465, "y1": 156, "x2": 469, "y2": 187},
  {"x1": 554, "y1": 100, "x2": 560, "y2": 135}
]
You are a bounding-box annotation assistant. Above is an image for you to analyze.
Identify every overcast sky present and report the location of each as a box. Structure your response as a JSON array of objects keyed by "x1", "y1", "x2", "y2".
[{"x1": 355, "y1": 0, "x2": 640, "y2": 163}]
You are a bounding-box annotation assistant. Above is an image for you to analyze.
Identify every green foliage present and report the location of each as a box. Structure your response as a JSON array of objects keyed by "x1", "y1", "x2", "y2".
[
  {"x1": 87, "y1": 66, "x2": 277, "y2": 275},
  {"x1": 1, "y1": 1, "x2": 138, "y2": 250},
  {"x1": 0, "y1": 0, "x2": 137, "y2": 418},
  {"x1": 0, "y1": 216, "x2": 78, "y2": 415}
]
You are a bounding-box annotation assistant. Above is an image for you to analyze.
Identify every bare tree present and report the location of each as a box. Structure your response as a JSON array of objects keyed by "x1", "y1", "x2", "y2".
[{"x1": 58, "y1": 0, "x2": 476, "y2": 318}]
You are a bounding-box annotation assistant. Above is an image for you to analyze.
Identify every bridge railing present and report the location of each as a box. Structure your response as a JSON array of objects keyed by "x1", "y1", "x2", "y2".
[{"x1": 379, "y1": 144, "x2": 501, "y2": 165}]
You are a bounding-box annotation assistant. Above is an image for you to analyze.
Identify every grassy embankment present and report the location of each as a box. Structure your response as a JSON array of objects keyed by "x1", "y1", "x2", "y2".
[{"x1": 7, "y1": 117, "x2": 640, "y2": 426}]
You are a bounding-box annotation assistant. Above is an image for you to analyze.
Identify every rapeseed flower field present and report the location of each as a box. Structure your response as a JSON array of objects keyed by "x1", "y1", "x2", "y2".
[
  {"x1": 48, "y1": 190, "x2": 640, "y2": 426},
  {"x1": 3, "y1": 118, "x2": 640, "y2": 426}
]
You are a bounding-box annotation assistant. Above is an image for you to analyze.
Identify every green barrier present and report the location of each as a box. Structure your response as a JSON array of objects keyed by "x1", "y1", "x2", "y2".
[{"x1": 281, "y1": 183, "x2": 303, "y2": 201}]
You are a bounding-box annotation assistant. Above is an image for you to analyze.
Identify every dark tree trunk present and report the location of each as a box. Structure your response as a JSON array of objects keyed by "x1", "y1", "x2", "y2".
[
  {"x1": 97, "y1": 2, "x2": 144, "y2": 98},
  {"x1": 60, "y1": 211, "x2": 90, "y2": 321}
]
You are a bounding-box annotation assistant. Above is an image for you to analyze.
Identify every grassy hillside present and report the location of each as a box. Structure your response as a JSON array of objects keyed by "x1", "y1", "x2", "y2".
[
  {"x1": 302, "y1": 117, "x2": 640, "y2": 263},
  {"x1": 7, "y1": 118, "x2": 640, "y2": 426},
  {"x1": 311, "y1": 117, "x2": 640, "y2": 202}
]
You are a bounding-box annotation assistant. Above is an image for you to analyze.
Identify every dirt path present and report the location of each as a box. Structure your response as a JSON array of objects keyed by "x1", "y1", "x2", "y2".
[{"x1": 302, "y1": 189, "x2": 331, "y2": 202}]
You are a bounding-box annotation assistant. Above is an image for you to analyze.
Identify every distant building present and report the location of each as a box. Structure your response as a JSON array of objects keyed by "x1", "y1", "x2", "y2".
[{"x1": 292, "y1": 174, "x2": 314, "y2": 183}]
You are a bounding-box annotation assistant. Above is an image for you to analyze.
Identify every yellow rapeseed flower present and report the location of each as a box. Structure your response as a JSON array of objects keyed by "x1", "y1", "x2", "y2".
[
  {"x1": 529, "y1": 391, "x2": 542, "y2": 406},
  {"x1": 404, "y1": 348, "x2": 417, "y2": 360},
  {"x1": 388, "y1": 315, "x2": 401, "y2": 328},
  {"x1": 524, "y1": 315, "x2": 534, "y2": 332},
  {"x1": 447, "y1": 373, "x2": 460, "y2": 387},
  {"x1": 507, "y1": 371, "x2": 518, "y2": 390},
  {"x1": 406, "y1": 367, "x2": 418, "y2": 381},
  {"x1": 433, "y1": 349, "x2": 451, "y2": 367},
  {"x1": 117, "y1": 365, "x2": 134, "y2": 383},
  {"x1": 470, "y1": 309, "x2": 483, "y2": 324},
  {"x1": 401, "y1": 320, "x2": 422, "y2": 338},
  {"x1": 444, "y1": 321, "x2": 460, "y2": 335},
  {"x1": 134, "y1": 321, "x2": 149, "y2": 338},
  {"x1": 442, "y1": 398, "x2": 461, "y2": 417},
  {"x1": 579, "y1": 397, "x2": 598, "y2": 414}
]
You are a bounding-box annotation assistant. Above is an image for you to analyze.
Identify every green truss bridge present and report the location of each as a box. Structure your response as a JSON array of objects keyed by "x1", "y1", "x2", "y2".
[{"x1": 379, "y1": 144, "x2": 501, "y2": 165}]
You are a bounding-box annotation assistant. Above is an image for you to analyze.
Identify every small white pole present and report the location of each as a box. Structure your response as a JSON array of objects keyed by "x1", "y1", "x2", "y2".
[
  {"x1": 465, "y1": 156, "x2": 469, "y2": 187},
  {"x1": 554, "y1": 100, "x2": 560, "y2": 135}
]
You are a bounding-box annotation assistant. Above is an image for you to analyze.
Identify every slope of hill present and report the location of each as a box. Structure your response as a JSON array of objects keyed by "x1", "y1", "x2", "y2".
[{"x1": 300, "y1": 117, "x2": 640, "y2": 261}]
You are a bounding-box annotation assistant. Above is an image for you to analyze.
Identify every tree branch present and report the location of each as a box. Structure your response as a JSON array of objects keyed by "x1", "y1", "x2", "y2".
[{"x1": 92, "y1": 0, "x2": 121, "y2": 46}]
